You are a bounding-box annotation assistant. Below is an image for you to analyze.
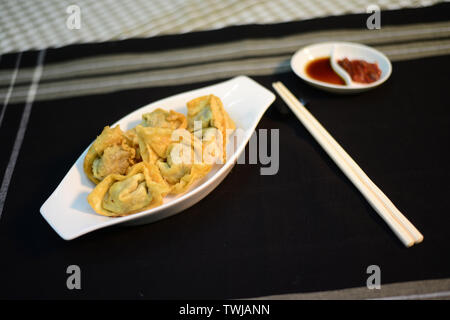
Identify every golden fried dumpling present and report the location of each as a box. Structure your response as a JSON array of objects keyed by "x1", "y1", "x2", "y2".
[
  {"x1": 187, "y1": 95, "x2": 235, "y2": 132},
  {"x1": 123, "y1": 128, "x2": 139, "y2": 149},
  {"x1": 87, "y1": 162, "x2": 170, "y2": 217},
  {"x1": 84, "y1": 96, "x2": 236, "y2": 217},
  {"x1": 199, "y1": 127, "x2": 223, "y2": 165},
  {"x1": 156, "y1": 131, "x2": 212, "y2": 195},
  {"x1": 84, "y1": 126, "x2": 138, "y2": 184},
  {"x1": 142, "y1": 108, "x2": 187, "y2": 130},
  {"x1": 123, "y1": 128, "x2": 142, "y2": 161},
  {"x1": 186, "y1": 95, "x2": 235, "y2": 162},
  {"x1": 135, "y1": 125, "x2": 173, "y2": 163}
]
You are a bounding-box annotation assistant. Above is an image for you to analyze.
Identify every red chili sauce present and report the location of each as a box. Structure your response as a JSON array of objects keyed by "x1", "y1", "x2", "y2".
[
  {"x1": 305, "y1": 57, "x2": 345, "y2": 85},
  {"x1": 337, "y1": 58, "x2": 381, "y2": 83}
]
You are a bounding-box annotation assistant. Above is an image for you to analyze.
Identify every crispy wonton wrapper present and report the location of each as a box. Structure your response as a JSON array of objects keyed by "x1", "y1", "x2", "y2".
[
  {"x1": 156, "y1": 130, "x2": 212, "y2": 195},
  {"x1": 135, "y1": 125, "x2": 174, "y2": 163},
  {"x1": 87, "y1": 162, "x2": 170, "y2": 217},
  {"x1": 186, "y1": 95, "x2": 235, "y2": 162},
  {"x1": 142, "y1": 108, "x2": 187, "y2": 130},
  {"x1": 84, "y1": 96, "x2": 235, "y2": 217},
  {"x1": 83, "y1": 126, "x2": 138, "y2": 184}
]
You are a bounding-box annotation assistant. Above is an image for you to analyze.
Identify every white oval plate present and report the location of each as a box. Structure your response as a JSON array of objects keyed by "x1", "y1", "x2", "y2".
[
  {"x1": 291, "y1": 42, "x2": 392, "y2": 94},
  {"x1": 40, "y1": 76, "x2": 275, "y2": 240}
]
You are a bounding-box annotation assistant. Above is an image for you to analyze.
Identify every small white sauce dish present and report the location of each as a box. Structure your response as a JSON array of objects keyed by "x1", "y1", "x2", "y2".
[{"x1": 291, "y1": 42, "x2": 392, "y2": 94}]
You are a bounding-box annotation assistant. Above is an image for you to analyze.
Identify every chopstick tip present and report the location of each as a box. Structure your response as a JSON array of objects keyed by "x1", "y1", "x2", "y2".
[{"x1": 414, "y1": 235, "x2": 424, "y2": 244}]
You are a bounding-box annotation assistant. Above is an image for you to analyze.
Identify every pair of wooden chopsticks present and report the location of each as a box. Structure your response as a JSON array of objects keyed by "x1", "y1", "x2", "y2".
[{"x1": 272, "y1": 81, "x2": 423, "y2": 247}]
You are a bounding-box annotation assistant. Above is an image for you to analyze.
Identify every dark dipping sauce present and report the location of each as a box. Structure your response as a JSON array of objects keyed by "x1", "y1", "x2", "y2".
[
  {"x1": 305, "y1": 57, "x2": 345, "y2": 85},
  {"x1": 305, "y1": 56, "x2": 382, "y2": 85}
]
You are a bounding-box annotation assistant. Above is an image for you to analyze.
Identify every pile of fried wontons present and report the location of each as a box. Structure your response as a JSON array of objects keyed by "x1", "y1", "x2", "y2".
[{"x1": 84, "y1": 94, "x2": 235, "y2": 217}]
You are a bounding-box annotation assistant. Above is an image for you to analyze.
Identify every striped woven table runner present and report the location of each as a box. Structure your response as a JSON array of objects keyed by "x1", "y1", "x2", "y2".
[{"x1": 1, "y1": 7, "x2": 450, "y2": 103}]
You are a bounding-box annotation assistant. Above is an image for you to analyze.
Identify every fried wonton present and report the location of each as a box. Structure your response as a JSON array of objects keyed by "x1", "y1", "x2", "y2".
[
  {"x1": 87, "y1": 162, "x2": 170, "y2": 217},
  {"x1": 199, "y1": 127, "x2": 223, "y2": 165},
  {"x1": 84, "y1": 126, "x2": 138, "y2": 184},
  {"x1": 83, "y1": 95, "x2": 236, "y2": 217},
  {"x1": 156, "y1": 130, "x2": 212, "y2": 195},
  {"x1": 142, "y1": 108, "x2": 187, "y2": 130},
  {"x1": 186, "y1": 95, "x2": 235, "y2": 162},
  {"x1": 123, "y1": 128, "x2": 139, "y2": 148},
  {"x1": 135, "y1": 125, "x2": 174, "y2": 163}
]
